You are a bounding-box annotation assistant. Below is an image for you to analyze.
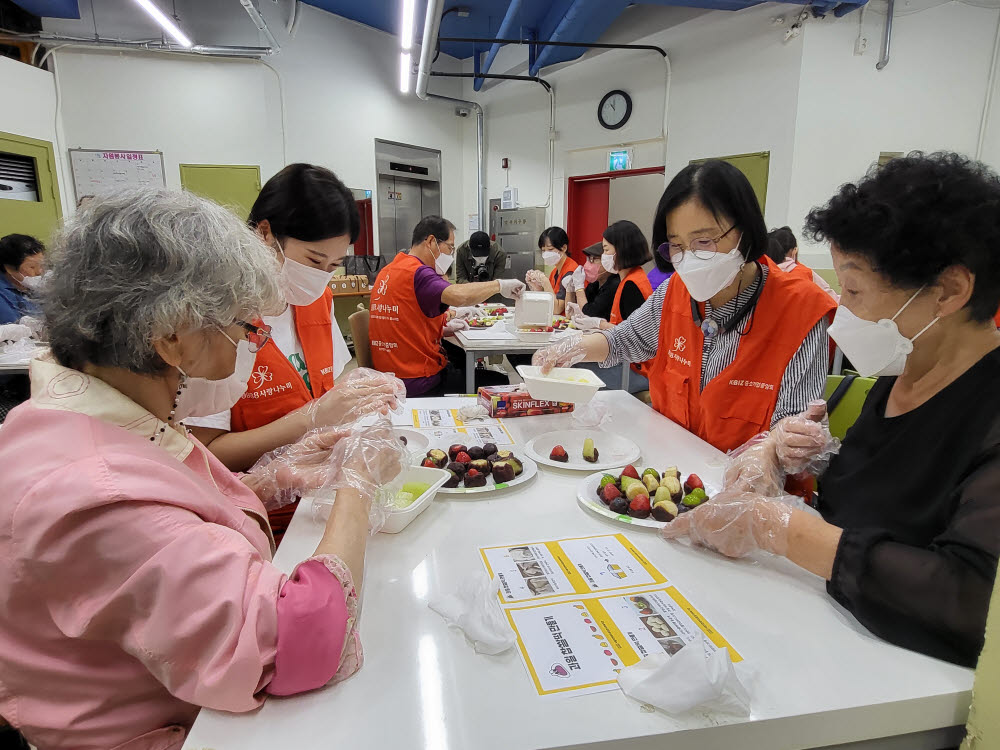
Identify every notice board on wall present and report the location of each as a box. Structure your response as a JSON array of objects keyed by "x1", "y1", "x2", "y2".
[{"x1": 69, "y1": 149, "x2": 165, "y2": 201}]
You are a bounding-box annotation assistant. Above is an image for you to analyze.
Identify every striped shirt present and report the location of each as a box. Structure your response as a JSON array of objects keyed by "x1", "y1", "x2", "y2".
[{"x1": 599, "y1": 266, "x2": 829, "y2": 426}]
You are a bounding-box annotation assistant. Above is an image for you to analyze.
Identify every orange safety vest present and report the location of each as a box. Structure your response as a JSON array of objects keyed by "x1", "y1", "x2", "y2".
[
  {"x1": 230, "y1": 288, "x2": 335, "y2": 433},
  {"x1": 369, "y1": 253, "x2": 448, "y2": 379},
  {"x1": 549, "y1": 256, "x2": 579, "y2": 294},
  {"x1": 648, "y1": 257, "x2": 836, "y2": 454},
  {"x1": 611, "y1": 267, "x2": 654, "y2": 377},
  {"x1": 782, "y1": 260, "x2": 815, "y2": 283}
]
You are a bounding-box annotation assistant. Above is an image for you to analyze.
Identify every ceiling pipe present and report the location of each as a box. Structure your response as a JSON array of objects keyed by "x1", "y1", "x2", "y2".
[
  {"x1": 427, "y1": 93, "x2": 486, "y2": 233},
  {"x1": 475, "y1": 0, "x2": 524, "y2": 92},
  {"x1": 240, "y1": 0, "x2": 280, "y2": 52},
  {"x1": 876, "y1": 0, "x2": 893, "y2": 70},
  {"x1": 0, "y1": 32, "x2": 273, "y2": 57},
  {"x1": 415, "y1": 0, "x2": 445, "y2": 100}
]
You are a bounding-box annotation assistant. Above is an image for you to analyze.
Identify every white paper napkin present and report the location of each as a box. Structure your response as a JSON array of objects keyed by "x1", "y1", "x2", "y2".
[
  {"x1": 428, "y1": 574, "x2": 515, "y2": 655},
  {"x1": 617, "y1": 636, "x2": 751, "y2": 716}
]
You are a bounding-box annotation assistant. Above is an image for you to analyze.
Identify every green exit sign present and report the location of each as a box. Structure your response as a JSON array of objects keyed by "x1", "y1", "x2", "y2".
[{"x1": 609, "y1": 149, "x2": 633, "y2": 171}]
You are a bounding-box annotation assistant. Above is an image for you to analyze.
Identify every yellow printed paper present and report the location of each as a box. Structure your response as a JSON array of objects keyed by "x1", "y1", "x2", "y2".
[
  {"x1": 506, "y1": 586, "x2": 742, "y2": 697},
  {"x1": 412, "y1": 408, "x2": 464, "y2": 429},
  {"x1": 480, "y1": 534, "x2": 667, "y2": 604}
]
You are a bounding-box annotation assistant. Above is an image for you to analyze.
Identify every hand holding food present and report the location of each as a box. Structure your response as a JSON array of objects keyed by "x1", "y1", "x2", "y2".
[
  {"x1": 531, "y1": 331, "x2": 587, "y2": 374},
  {"x1": 770, "y1": 400, "x2": 840, "y2": 475},
  {"x1": 660, "y1": 490, "x2": 799, "y2": 558},
  {"x1": 303, "y1": 368, "x2": 405, "y2": 431},
  {"x1": 524, "y1": 269, "x2": 547, "y2": 292},
  {"x1": 498, "y1": 278, "x2": 527, "y2": 300},
  {"x1": 571, "y1": 312, "x2": 604, "y2": 331}
]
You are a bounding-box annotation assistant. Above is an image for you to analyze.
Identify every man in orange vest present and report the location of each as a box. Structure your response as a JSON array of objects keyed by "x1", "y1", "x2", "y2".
[{"x1": 369, "y1": 216, "x2": 525, "y2": 396}]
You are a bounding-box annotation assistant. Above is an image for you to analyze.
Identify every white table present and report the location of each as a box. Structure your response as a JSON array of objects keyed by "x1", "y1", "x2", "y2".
[
  {"x1": 447, "y1": 331, "x2": 630, "y2": 394},
  {"x1": 184, "y1": 393, "x2": 972, "y2": 750}
]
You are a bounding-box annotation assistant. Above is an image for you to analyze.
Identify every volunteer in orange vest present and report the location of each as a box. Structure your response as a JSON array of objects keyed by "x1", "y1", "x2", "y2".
[
  {"x1": 533, "y1": 160, "x2": 836, "y2": 455},
  {"x1": 187, "y1": 164, "x2": 400, "y2": 536},
  {"x1": 526, "y1": 226, "x2": 578, "y2": 315},
  {"x1": 369, "y1": 215, "x2": 526, "y2": 397},
  {"x1": 768, "y1": 226, "x2": 840, "y2": 302}
]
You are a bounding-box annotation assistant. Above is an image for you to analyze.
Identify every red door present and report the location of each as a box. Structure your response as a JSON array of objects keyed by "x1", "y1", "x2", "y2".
[
  {"x1": 566, "y1": 178, "x2": 609, "y2": 266},
  {"x1": 355, "y1": 198, "x2": 374, "y2": 256}
]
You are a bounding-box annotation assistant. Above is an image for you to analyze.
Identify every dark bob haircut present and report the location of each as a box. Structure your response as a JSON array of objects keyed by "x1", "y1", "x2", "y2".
[
  {"x1": 0, "y1": 233, "x2": 45, "y2": 271},
  {"x1": 602, "y1": 220, "x2": 652, "y2": 271},
  {"x1": 411, "y1": 215, "x2": 456, "y2": 247},
  {"x1": 248, "y1": 163, "x2": 360, "y2": 244},
  {"x1": 538, "y1": 226, "x2": 569, "y2": 251},
  {"x1": 766, "y1": 226, "x2": 797, "y2": 263},
  {"x1": 805, "y1": 151, "x2": 1000, "y2": 323},
  {"x1": 651, "y1": 160, "x2": 767, "y2": 264}
]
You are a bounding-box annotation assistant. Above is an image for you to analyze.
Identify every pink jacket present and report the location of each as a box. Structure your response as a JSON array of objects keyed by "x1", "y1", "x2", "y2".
[{"x1": 0, "y1": 359, "x2": 360, "y2": 750}]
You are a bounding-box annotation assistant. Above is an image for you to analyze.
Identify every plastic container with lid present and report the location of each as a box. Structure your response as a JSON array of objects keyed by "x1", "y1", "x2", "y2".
[{"x1": 514, "y1": 291, "x2": 554, "y2": 330}]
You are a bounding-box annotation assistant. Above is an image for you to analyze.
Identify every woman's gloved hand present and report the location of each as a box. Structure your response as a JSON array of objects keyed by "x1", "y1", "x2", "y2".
[
  {"x1": 498, "y1": 278, "x2": 526, "y2": 300},
  {"x1": 561, "y1": 274, "x2": 577, "y2": 295},
  {"x1": 525, "y1": 270, "x2": 547, "y2": 292},
  {"x1": 572, "y1": 312, "x2": 604, "y2": 331},
  {"x1": 572, "y1": 265, "x2": 586, "y2": 289},
  {"x1": 0, "y1": 324, "x2": 32, "y2": 343},
  {"x1": 301, "y1": 368, "x2": 404, "y2": 431},
  {"x1": 531, "y1": 331, "x2": 587, "y2": 374},
  {"x1": 770, "y1": 400, "x2": 840, "y2": 476},
  {"x1": 661, "y1": 490, "x2": 802, "y2": 558}
]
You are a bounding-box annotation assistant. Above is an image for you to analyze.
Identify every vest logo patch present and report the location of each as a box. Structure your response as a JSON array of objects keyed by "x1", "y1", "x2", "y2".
[
  {"x1": 673, "y1": 335, "x2": 687, "y2": 352},
  {"x1": 252, "y1": 365, "x2": 273, "y2": 388},
  {"x1": 729, "y1": 379, "x2": 776, "y2": 391},
  {"x1": 376, "y1": 273, "x2": 390, "y2": 296},
  {"x1": 371, "y1": 339, "x2": 399, "y2": 351}
]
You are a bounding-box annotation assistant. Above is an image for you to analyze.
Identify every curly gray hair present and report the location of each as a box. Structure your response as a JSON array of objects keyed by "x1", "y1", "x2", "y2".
[{"x1": 44, "y1": 189, "x2": 285, "y2": 374}]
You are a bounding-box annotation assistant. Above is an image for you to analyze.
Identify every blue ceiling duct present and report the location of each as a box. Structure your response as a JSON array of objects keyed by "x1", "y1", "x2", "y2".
[{"x1": 9, "y1": 0, "x2": 80, "y2": 18}]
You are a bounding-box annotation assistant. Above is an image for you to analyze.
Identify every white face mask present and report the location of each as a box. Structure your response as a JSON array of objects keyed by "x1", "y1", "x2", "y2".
[
  {"x1": 828, "y1": 287, "x2": 938, "y2": 378},
  {"x1": 19, "y1": 274, "x2": 43, "y2": 291},
  {"x1": 175, "y1": 333, "x2": 256, "y2": 421},
  {"x1": 601, "y1": 253, "x2": 617, "y2": 274},
  {"x1": 434, "y1": 241, "x2": 455, "y2": 275},
  {"x1": 541, "y1": 250, "x2": 561, "y2": 267},
  {"x1": 672, "y1": 237, "x2": 746, "y2": 302},
  {"x1": 276, "y1": 239, "x2": 335, "y2": 306}
]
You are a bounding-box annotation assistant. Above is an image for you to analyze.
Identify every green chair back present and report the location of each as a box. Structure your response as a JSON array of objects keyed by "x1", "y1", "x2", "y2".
[{"x1": 824, "y1": 372, "x2": 877, "y2": 440}]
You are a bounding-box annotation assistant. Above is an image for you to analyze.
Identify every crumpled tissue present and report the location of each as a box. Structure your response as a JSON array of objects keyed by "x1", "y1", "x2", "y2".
[
  {"x1": 617, "y1": 637, "x2": 751, "y2": 716},
  {"x1": 428, "y1": 574, "x2": 515, "y2": 655}
]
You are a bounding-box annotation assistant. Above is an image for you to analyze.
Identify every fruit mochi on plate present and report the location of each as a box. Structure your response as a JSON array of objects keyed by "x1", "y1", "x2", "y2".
[
  {"x1": 421, "y1": 442, "x2": 533, "y2": 493},
  {"x1": 578, "y1": 465, "x2": 711, "y2": 527},
  {"x1": 525, "y1": 430, "x2": 641, "y2": 471}
]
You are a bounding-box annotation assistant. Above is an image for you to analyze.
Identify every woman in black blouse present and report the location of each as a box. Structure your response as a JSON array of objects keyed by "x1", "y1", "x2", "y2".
[
  {"x1": 664, "y1": 152, "x2": 1000, "y2": 667},
  {"x1": 566, "y1": 242, "x2": 620, "y2": 321}
]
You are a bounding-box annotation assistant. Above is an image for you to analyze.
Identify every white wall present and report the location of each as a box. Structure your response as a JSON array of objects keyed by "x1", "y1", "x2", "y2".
[
  {"x1": 789, "y1": 1, "x2": 1000, "y2": 267},
  {"x1": 0, "y1": 56, "x2": 71, "y2": 210}
]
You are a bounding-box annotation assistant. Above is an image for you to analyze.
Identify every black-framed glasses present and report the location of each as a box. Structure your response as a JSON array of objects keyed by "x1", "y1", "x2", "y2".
[
  {"x1": 235, "y1": 319, "x2": 272, "y2": 353},
  {"x1": 660, "y1": 225, "x2": 738, "y2": 261}
]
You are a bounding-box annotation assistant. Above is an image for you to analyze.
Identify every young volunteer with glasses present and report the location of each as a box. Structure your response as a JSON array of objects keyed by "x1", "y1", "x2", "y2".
[
  {"x1": 186, "y1": 164, "x2": 401, "y2": 538},
  {"x1": 534, "y1": 160, "x2": 836, "y2": 454}
]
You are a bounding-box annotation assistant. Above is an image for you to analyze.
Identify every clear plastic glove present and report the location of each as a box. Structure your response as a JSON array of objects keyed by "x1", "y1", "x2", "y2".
[
  {"x1": 572, "y1": 265, "x2": 586, "y2": 289},
  {"x1": 565, "y1": 301, "x2": 583, "y2": 319},
  {"x1": 771, "y1": 400, "x2": 840, "y2": 476},
  {"x1": 443, "y1": 318, "x2": 470, "y2": 335},
  {"x1": 451, "y1": 306, "x2": 479, "y2": 321},
  {"x1": 572, "y1": 312, "x2": 604, "y2": 331},
  {"x1": 722, "y1": 435, "x2": 784, "y2": 497},
  {"x1": 661, "y1": 490, "x2": 803, "y2": 558},
  {"x1": 302, "y1": 368, "x2": 405, "y2": 431},
  {"x1": 498, "y1": 278, "x2": 526, "y2": 300},
  {"x1": 531, "y1": 330, "x2": 587, "y2": 375},
  {"x1": 16, "y1": 316, "x2": 44, "y2": 338},
  {"x1": 525, "y1": 269, "x2": 547, "y2": 292},
  {"x1": 0, "y1": 324, "x2": 32, "y2": 343},
  {"x1": 561, "y1": 273, "x2": 576, "y2": 295}
]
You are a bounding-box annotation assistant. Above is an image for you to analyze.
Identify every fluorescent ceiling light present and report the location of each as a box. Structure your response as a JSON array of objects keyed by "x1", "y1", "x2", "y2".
[
  {"x1": 132, "y1": 0, "x2": 193, "y2": 48},
  {"x1": 401, "y1": 0, "x2": 415, "y2": 50},
  {"x1": 400, "y1": 51, "x2": 411, "y2": 94}
]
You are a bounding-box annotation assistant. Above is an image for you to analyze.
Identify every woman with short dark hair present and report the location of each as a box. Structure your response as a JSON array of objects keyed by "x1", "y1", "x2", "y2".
[
  {"x1": 665, "y1": 152, "x2": 1000, "y2": 667},
  {"x1": 536, "y1": 160, "x2": 836, "y2": 455},
  {"x1": 0, "y1": 233, "x2": 45, "y2": 324}
]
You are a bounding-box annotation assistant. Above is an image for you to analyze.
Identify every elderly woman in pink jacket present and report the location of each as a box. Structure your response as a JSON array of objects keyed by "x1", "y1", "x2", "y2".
[{"x1": 0, "y1": 190, "x2": 404, "y2": 750}]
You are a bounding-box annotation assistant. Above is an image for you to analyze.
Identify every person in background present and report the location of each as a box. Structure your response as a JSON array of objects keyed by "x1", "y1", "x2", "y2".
[
  {"x1": 570, "y1": 220, "x2": 653, "y2": 331},
  {"x1": 369, "y1": 216, "x2": 525, "y2": 396},
  {"x1": 534, "y1": 160, "x2": 836, "y2": 457},
  {"x1": 0, "y1": 189, "x2": 405, "y2": 750},
  {"x1": 665, "y1": 152, "x2": 1000, "y2": 668},
  {"x1": 565, "y1": 242, "x2": 620, "y2": 322},
  {"x1": 186, "y1": 164, "x2": 401, "y2": 540},
  {"x1": 768, "y1": 226, "x2": 839, "y2": 302},
  {"x1": 0, "y1": 234, "x2": 44, "y2": 324},
  {"x1": 526, "y1": 226, "x2": 578, "y2": 315},
  {"x1": 647, "y1": 232, "x2": 673, "y2": 291},
  {"x1": 456, "y1": 230, "x2": 507, "y2": 283}
]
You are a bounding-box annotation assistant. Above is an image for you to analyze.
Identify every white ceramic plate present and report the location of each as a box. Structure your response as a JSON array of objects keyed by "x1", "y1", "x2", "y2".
[
  {"x1": 525, "y1": 430, "x2": 640, "y2": 471},
  {"x1": 394, "y1": 428, "x2": 430, "y2": 455},
  {"x1": 576, "y1": 469, "x2": 718, "y2": 529},
  {"x1": 438, "y1": 454, "x2": 538, "y2": 496}
]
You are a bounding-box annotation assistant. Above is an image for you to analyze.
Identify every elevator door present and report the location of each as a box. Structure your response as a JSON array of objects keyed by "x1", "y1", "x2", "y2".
[{"x1": 377, "y1": 175, "x2": 441, "y2": 259}]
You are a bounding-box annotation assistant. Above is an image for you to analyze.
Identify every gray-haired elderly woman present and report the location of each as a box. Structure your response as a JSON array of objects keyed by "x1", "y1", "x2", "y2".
[{"x1": 0, "y1": 190, "x2": 405, "y2": 750}]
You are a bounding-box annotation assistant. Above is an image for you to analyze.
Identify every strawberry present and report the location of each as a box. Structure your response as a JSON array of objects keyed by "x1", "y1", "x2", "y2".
[
  {"x1": 620, "y1": 465, "x2": 640, "y2": 481},
  {"x1": 421, "y1": 458, "x2": 439, "y2": 469},
  {"x1": 684, "y1": 473, "x2": 705, "y2": 494},
  {"x1": 627, "y1": 494, "x2": 651, "y2": 519},
  {"x1": 545, "y1": 326, "x2": 554, "y2": 332},
  {"x1": 466, "y1": 468, "x2": 481, "y2": 478},
  {"x1": 600, "y1": 483, "x2": 621, "y2": 505},
  {"x1": 549, "y1": 445, "x2": 569, "y2": 462},
  {"x1": 455, "y1": 451, "x2": 472, "y2": 464}
]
